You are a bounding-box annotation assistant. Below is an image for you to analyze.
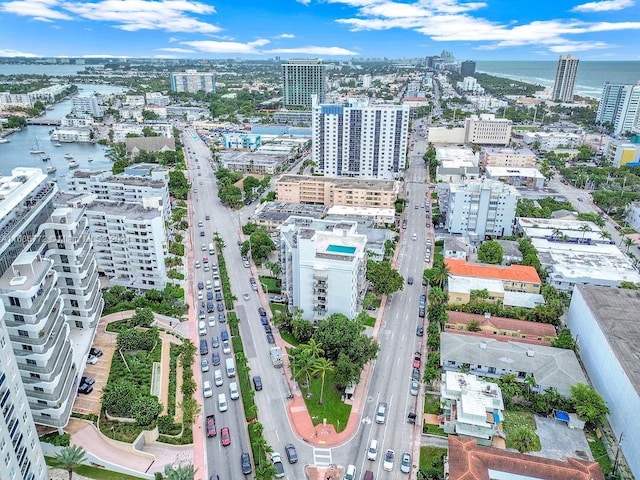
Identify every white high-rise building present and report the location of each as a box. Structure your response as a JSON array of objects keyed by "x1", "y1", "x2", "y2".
[
  {"x1": 0, "y1": 300, "x2": 48, "y2": 480},
  {"x1": 464, "y1": 114, "x2": 511, "y2": 146},
  {"x1": 71, "y1": 96, "x2": 102, "y2": 117},
  {"x1": 282, "y1": 59, "x2": 327, "y2": 108},
  {"x1": 312, "y1": 96, "x2": 410, "y2": 179},
  {"x1": 170, "y1": 70, "x2": 216, "y2": 93},
  {"x1": 551, "y1": 55, "x2": 579, "y2": 102},
  {"x1": 280, "y1": 217, "x2": 367, "y2": 321},
  {"x1": 439, "y1": 179, "x2": 519, "y2": 240},
  {"x1": 596, "y1": 82, "x2": 640, "y2": 135}
]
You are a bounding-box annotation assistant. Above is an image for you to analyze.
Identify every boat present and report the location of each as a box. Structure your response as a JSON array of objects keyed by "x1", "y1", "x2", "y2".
[
  {"x1": 42, "y1": 156, "x2": 50, "y2": 162},
  {"x1": 46, "y1": 165, "x2": 57, "y2": 174},
  {"x1": 67, "y1": 160, "x2": 79, "y2": 168},
  {"x1": 88, "y1": 157, "x2": 94, "y2": 162},
  {"x1": 54, "y1": 143, "x2": 62, "y2": 147},
  {"x1": 64, "y1": 153, "x2": 73, "y2": 159},
  {"x1": 0, "y1": 138, "x2": 9, "y2": 144},
  {"x1": 30, "y1": 137, "x2": 45, "y2": 154}
]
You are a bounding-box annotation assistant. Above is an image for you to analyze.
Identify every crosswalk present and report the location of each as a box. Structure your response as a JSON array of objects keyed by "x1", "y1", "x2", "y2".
[{"x1": 312, "y1": 448, "x2": 332, "y2": 466}]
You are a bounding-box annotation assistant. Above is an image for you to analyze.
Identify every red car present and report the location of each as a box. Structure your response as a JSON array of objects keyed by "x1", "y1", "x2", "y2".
[
  {"x1": 206, "y1": 415, "x2": 216, "y2": 437},
  {"x1": 203, "y1": 257, "x2": 209, "y2": 264},
  {"x1": 220, "y1": 426, "x2": 231, "y2": 446},
  {"x1": 413, "y1": 352, "x2": 422, "y2": 369}
]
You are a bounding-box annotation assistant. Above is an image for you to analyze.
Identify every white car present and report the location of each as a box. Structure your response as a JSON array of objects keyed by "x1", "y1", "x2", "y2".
[
  {"x1": 344, "y1": 464, "x2": 356, "y2": 480},
  {"x1": 243, "y1": 292, "x2": 250, "y2": 301},
  {"x1": 367, "y1": 439, "x2": 379, "y2": 461},
  {"x1": 383, "y1": 449, "x2": 395, "y2": 472},
  {"x1": 208, "y1": 316, "x2": 216, "y2": 327},
  {"x1": 222, "y1": 340, "x2": 231, "y2": 355},
  {"x1": 198, "y1": 292, "x2": 203, "y2": 300},
  {"x1": 195, "y1": 261, "x2": 201, "y2": 269},
  {"x1": 400, "y1": 452, "x2": 411, "y2": 474},
  {"x1": 87, "y1": 355, "x2": 98, "y2": 365}
]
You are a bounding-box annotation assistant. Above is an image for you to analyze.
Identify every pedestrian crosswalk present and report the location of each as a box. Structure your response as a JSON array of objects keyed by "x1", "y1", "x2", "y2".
[{"x1": 313, "y1": 448, "x2": 332, "y2": 466}]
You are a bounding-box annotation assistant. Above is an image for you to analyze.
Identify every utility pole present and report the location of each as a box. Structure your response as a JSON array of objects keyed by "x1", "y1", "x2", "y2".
[{"x1": 612, "y1": 431, "x2": 624, "y2": 479}]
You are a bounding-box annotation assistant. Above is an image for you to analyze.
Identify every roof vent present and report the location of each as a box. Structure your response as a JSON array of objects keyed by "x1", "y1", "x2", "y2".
[
  {"x1": 484, "y1": 312, "x2": 491, "y2": 319},
  {"x1": 526, "y1": 350, "x2": 535, "y2": 357},
  {"x1": 479, "y1": 342, "x2": 487, "y2": 350}
]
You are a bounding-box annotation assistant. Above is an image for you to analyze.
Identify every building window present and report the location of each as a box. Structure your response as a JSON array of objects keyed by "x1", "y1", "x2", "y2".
[
  {"x1": 22, "y1": 345, "x2": 33, "y2": 351},
  {"x1": 18, "y1": 330, "x2": 29, "y2": 337},
  {"x1": 26, "y1": 359, "x2": 36, "y2": 365},
  {"x1": 30, "y1": 373, "x2": 40, "y2": 379},
  {"x1": 9, "y1": 297, "x2": 20, "y2": 307}
]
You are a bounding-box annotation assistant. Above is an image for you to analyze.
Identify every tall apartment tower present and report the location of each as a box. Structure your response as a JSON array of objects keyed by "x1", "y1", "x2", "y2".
[
  {"x1": 551, "y1": 55, "x2": 579, "y2": 102},
  {"x1": 282, "y1": 59, "x2": 327, "y2": 108},
  {"x1": 312, "y1": 96, "x2": 410, "y2": 179},
  {"x1": 170, "y1": 70, "x2": 216, "y2": 93},
  {"x1": 460, "y1": 60, "x2": 476, "y2": 76},
  {"x1": 596, "y1": 82, "x2": 640, "y2": 135},
  {"x1": 0, "y1": 300, "x2": 48, "y2": 480}
]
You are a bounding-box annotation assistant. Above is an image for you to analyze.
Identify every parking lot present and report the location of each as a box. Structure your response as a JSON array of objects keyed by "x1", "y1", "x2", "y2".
[{"x1": 533, "y1": 415, "x2": 593, "y2": 462}]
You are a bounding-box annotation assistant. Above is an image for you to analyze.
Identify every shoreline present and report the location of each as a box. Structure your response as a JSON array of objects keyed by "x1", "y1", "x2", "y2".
[{"x1": 476, "y1": 69, "x2": 600, "y2": 99}]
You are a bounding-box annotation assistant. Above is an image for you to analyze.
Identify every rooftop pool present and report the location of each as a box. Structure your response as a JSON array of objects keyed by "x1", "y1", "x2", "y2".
[{"x1": 326, "y1": 244, "x2": 356, "y2": 254}]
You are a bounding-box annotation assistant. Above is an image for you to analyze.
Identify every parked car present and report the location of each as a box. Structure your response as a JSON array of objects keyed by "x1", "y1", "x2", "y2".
[
  {"x1": 413, "y1": 352, "x2": 422, "y2": 369},
  {"x1": 86, "y1": 355, "x2": 98, "y2": 365},
  {"x1": 261, "y1": 316, "x2": 269, "y2": 326},
  {"x1": 264, "y1": 323, "x2": 272, "y2": 334},
  {"x1": 206, "y1": 415, "x2": 216, "y2": 437},
  {"x1": 242, "y1": 292, "x2": 250, "y2": 300},
  {"x1": 78, "y1": 383, "x2": 93, "y2": 394},
  {"x1": 412, "y1": 368, "x2": 421, "y2": 381},
  {"x1": 81, "y1": 376, "x2": 95, "y2": 386},
  {"x1": 258, "y1": 307, "x2": 267, "y2": 317},
  {"x1": 220, "y1": 426, "x2": 231, "y2": 446},
  {"x1": 416, "y1": 324, "x2": 424, "y2": 336},
  {"x1": 285, "y1": 444, "x2": 298, "y2": 464},
  {"x1": 383, "y1": 449, "x2": 395, "y2": 472},
  {"x1": 410, "y1": 380, "x2": 419, "y2": 396},
  {"x1": 89, "y1": 348, "x2": 103, "y2": 357},
  {"x1": 400, "y1": 452, "x2": 411, "y2": 474},
  {"x1": 266, "y1": 333, "x2": 275, "y2": 344}
]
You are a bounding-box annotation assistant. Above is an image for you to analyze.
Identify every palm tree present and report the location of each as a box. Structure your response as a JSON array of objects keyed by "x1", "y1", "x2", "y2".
[
  {"x1": 624, "y1": 236, "x2": 634, "y2": 253},
  {"x1": 53, "y1": 445, "x2": 86, "y2": 480},
  {"x1": 312, "y1": 357, "x2": 335, "y2": 405},
  {"x1": 212, "y1": 231, "x2": 225, "y2": 251},
  {"x1": 511, "y1": 426, "x2": 537, "y2": 453},
  {"x1": 599, "y1": 230, "x2": 612, "y2": 242},
  {"x1": 301, "y1": 338, "x2": 324, "y2": 359},
  {"x1": 578, "y1": 224, "x2": 592, "y2": 241},
  {"x1": 291, "y1": 350, "x2": 316, "y2": 394},
  {"x1": 432, "y1": 262, "x2": 451, "y2": 289},
  {"x1": 164, "y1": 463, "x2": 196, "y2": 480},
  {"x1": 551, "y1": 228, "x2": 563, "y2": 240}
]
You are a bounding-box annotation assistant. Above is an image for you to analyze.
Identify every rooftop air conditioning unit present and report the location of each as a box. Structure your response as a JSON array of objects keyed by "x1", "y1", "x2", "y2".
[{"x1": 526, "y1": 350, "x2": 535, "y2": 357}]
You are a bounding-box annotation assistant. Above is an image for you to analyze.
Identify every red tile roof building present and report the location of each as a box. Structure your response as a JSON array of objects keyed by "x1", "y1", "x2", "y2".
[{"x1": 445, "y1": 258, "x2": 542, "y2": 294}]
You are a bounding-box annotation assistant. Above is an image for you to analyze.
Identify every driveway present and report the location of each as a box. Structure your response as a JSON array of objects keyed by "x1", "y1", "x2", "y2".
[{"x1": 532, "y1": 415, "x2": 592, "y2": 461}]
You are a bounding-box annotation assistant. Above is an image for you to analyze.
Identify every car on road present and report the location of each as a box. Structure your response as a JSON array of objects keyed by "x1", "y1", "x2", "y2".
[
  {"x1": 416, "y1": 324, "x2": 424, "y2": 336},
  {"x1": 419, "y1": 294, "x2": 426, "y2": 307},
  {"x1": 241, "y1": 452, "x2": 252, "y2": 475},
  {"x1": 344, "y1": 464, "x2": 356, "y2": 480},
  {"x1": 212, "y1": 336, "x2": 219, "y2": 348},
  {"x1": 201, "y1": 358, "x2": 209, "y2": 372},
  {"x1": 200, "y1": 231, "x2": 205, "y2": 237},
  {"x1": 407, "y1": 276, "x2": 414, "y2": 285},
  {"x1": 367, "y1": 439, "x2": 379, "y2": 461},
  {"x1": 253, "y1": 375, "x2": 263, "y2": 391},
  {"x1": 410, "y1": 380, "x2": 419, "y2": 396},
  {"x1": 89, "y1": 348, "x2": 103, "y2": 357},
  {"x1": 264, "y1": 323, "x2": 272, "y2": 334},
  {"x1": 412, "y1": 368, "x2": 421, "y2": 381},
  {"x1": 260, "y1": 315, "x2": 269, "y2": 325},
  {"x1": 208, "y1": 316, "x2": 216, "y2": 327},
  {"x1": 418, "y1": 307, "x2": 425, "y2": 318},
  {"x1": 214, "y1": 369, "x2": 223, "y2": 387},
  {"x1": 258, "y1": 307, "x2": 267, "y2": 317},
  {"x1": 271, "y1": 452, "x2": 285, "y2": 478},
  {"x1": 198, "y1": 281, "x2": 204, "y2": 290},
  {"x1": 198, "y1": 291, "x2": 203, "y2": 300},
  {"x1": 413, "y1": 352, "x2": 422, "y2": 368},
  {"x1": 203, "y1": 381, "x2": 213, "y2": 398},
  {"x1": 266, "y1": 333, "x2": 275, "y2": 344},
  {"x1": 243, "y1": 260, "x2": 250, "y2": 268},
  {"x1": 218, "y1": 313, "x2": 226, "y2": 323},
  {"x1": 285, "y1": 444, "x2": 298, "y2": 464},
  {"x1": 217, "y1": 302, "x2": 224, "y2": 312},
  {"x1": 212, "y1": 352, "x2": 221, "y2": 366},
  {"x1": 198, "y1": 221, "x2": 204, "y2": 227},
  {"x1": 383, "y1": 449, "x2": 395, "y2": 471},
  {"x1": 242, "y1": 292, "x2": 250, "y2": 300},
  {"x1": 375, "y1": 402, "x2": 387, "y2": 424},
  {"x1": 222, "y1": 340, "x2": 231, "y2": 354},
  {"x1": 206, "y1": 415, "x2": 216, "y2": 437},
  {"x1": 220, "y1": 426, "x2": 231, "y2": 446},
  {"x1": 206, "y1": 215, "x2": 210, "y2": 220},
  {"x1": 202, "y1": 243, "x2": 207, "y2": 251},
  {"x1": 400, "y1": 452, "x2": 411, "y2": 474}
]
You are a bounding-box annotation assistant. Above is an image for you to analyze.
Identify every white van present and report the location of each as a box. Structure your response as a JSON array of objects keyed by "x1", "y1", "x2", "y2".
[
  {"x1": 225, "y1": 358, "x2": 236, "y2": 378},
  {"x1": 198, "y1": 320, "x2": 207, "y2": 336},
  {"x1": 214, "y1": 369, "x2": 223, "y2": 387},
  {"x1": 213, "y1": 280, "x2": 221, "y2": 292},
  {"x1": 203, "y1": 381, "x2": 213, "y2": 398},
  {"x1": 344, "y1": 464, "x2": 356, "y2": 480},
  {"x1": 367, "y1": 439, "x2": 379, "y2": 461},
  {"x1": 218, "y1": 393, "x2": 228, "y2": 412},
  {"x1": 229, "y1": 382, "x2": 239, "y2": 400}
]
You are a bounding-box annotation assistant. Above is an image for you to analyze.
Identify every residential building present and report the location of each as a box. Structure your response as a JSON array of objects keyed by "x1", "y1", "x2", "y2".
[
  {"x1": 440, "y1": 331, "x2": 587, "y2": 396},
  {"x1": 516, "y1": 217, "x2": 609, "y2": 244},
  {"x1": 480, "y1": 147, "x2": 537, "y2": 168},
  {"x1": 0, "y1": 252, "x2": 76, "y2": 429},
  {"x1": 282, "y1": 59, "x2": 326, "y2": 108},
  {"x1": 485, "y1": 166, "x2": 545, "y2": 188},
  {"x1": 0, "y1": 92, "x2": 33, "y2": 109},
  {"x1": 222, "y1": 133, "x2": 262, "y2": 151},
  {"x1": 275, "y1": 175, "x2": 399, "y2": 208},
  {"x1": 446, "y1": 274, "x2": 545, "y2": 308},
  {"x1": 456, "y1": 76, "x2": 484, "y2": 94},
  {"x1": 566, "y1": 285, "x2": 640, "y2": 479},
  {"x1": 312, "y1": 96, "x2": 410, "y2": 179},
  {"x1": 273, "y1": 110, "x2": 312, "y2": 126},
  {"x1": 603, "y1": 139, "x2": 640, "y2": 167},
  {"x1": 28, "y1": 84, "x2": 71, "y2": 104},
  {"x1": 532, "y1": 238, "x2": 640, "y2": 291},
  {"x1": 252, "y1": 202, "x2": 327, "y2": 232},
  {"x1": 145, "y1": 92, "x2": 170, "y2": 107},
  {"x1": 220, "y1": 152, "x2": 283, "y2": 175},
  {"x1": 326, "y1": 205, "x2": 395, "y2": 227},
  {"x1": 170, "y1": 70, "x2": 216, "y2": 93},
  {"x1": 625, "y1": 201, "x2": 640, "y2": 232},
  {"x1": 460, "y1": 60, "x2": 476, "y2": 76},
  {"x1": 440, "y1": 371, "x2": 504, "y2": 445},
  {"x1": 71, "y1": 96, "x2": 101, "y2": 117},
  {"x1": 0, "y1": 300, "x2": 48, "y2": 480},
  {"x1": 124, "y1": 137, "x2": 176, "y2": 158},
  {"x1": 444, "y1": 311, "x2": 556, "y2": 346},
  {"x1": 551, "y1": 55, "x2": 579, "y2": 102},
  {"x1": 448, "y1": 436, "x2": 604, "y2": 480},
  {"x1": 445, "y1": 258, "x2": 541, "y2": 293},
  {"x1": 435, "y1": 147, "x2": 480, "y2": 183},
  {"x1": 496, "y1": 239, "x2": 523, "y2": 265},
  {"x1": 60, "y1": 117, "x2": 93, "y2": 128},
  {"x1": 49, "y1": 127, "x2": 93, "y2": 143},
  {"x1": 464, "y1": 114, "x2": 511, "y2": 146},
  {"x1": 438, "y1": 180, "x2": 519, "y2": 239},
  {"x1": 444, "y1": 236, "x2": 469, "y2": 260},
  {"x1": 522, "y1": 131, "x2": 581, "y2": 150},
  {"x1": 111, "y1": 123, "x2": 173, "y2": 143},
  {"x1": 596, "y1": 82, "x2": 640, "y2": 135},
  {"x1": 280, "y1": 218, "x2": 367, "y2": 321},
  {"x1": 124, "y1": 95, "x2": 145, "y2": 107}
]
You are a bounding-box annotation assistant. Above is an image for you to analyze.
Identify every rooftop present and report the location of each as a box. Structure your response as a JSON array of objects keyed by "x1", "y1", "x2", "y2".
[
  {"x1": 574, "y1": 284, "x2": 640, "y2": 397},
  {"x1": 448, "y1": 275, "x2": 504, "y2": 295},
  {"x1": 441, "y1": 332, "x2": 587, "y2": 396},
  {"x1": 485, "y1": 166, "x2": 545, "y2": 179},
  {"x1": 518, "y1": 217, "x2": 603, "y2": 241},
  {"x1": 483, "y1": 147, "x2": 536, "y2": 156},
  {"x1": 442, "y1": 371, "x2": 504, "y2": 414},
  {"x1": 436, "y1": 147, "x2": 478, "y2": 167},
  {"x1": 277, "y1": 174, "x2": 398, "y2": 192},
  {"x1": 445, "y1": 258, "x2": 541, "y2": 284},
  {"x1": 85, "y1": 201, "x2": 162, "y2": 220},
  {"x1": 445, "y1": 236, "x2": 469, "y2": 252},
  {"x1": 496, "y1": 240, "x2": 523, "y2": 259},
  {"x1": 0, "y1": 251, "x2": 50, "y2": 292},
  {"x1": 448, "y1": 436, "x2": 604, "y2": 480},
  {"x1": 446, "y1": 311, "x2": 556, "y2": 338},
  {"x1": 503, "y1": 291, "x2": 546, "y2": 309},
  {"x1": 326, "y1": 205, "x2": 395, "y2": 217},
  {"x1": 124, "y1": 136, "x2": 176, "y2": 153}
]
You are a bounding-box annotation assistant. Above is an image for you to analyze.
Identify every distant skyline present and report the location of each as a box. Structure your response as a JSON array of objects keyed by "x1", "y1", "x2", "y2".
[{"x1": 0, "y1": 0, "x2": 639, "y2": 60}]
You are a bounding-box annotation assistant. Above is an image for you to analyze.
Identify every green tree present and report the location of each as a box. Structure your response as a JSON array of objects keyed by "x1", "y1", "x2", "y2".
[
  {"x1": 511, "y1": 426, "x2": 538, "y2": 453},
  {"x1": 218, "y1": 184, "x2": 243, "y2": 208},
  {"x1": 619, "y1": 281, "x2": 640, "y2": 290},
  {"x1": 366, "y1": 260, "x2": 404, "y2": 295},
  {"x1": 301, "y1": 338, "x2": 324, "y2": 359},
  {"x1": 428, "y1": 286, "x2": 449, "y2": 307},
  {"x1": 6, "y1": 115, "x2": 27, "y2": 129},
  {"x1": 477, "y1": 240, "x2": 503, "y2": 264},
  {"x1": 142, "y1": 109, "x2": 160, "y2": 121},
  {"x1": 362, "y1": 291, "x2": 377, "y2": 310},
  {"x1": 168, "y1": 170, "x2": 190, "y2": 200},
  {"x1": 53, "y1": 445, "x2": 87, "y2": 480},
  {"x1": 467, "y1": 320, "x2": 481, "y2": 332},
  {"x1": 102, "y1": 379, "x2": 137, "y2": 416},
  {"x1": 469, "y1": 289, "x2": 490, "y2": 303},
  {"x1": 333, "y1": 352, "x2": 361, "y2": 389},
  {"x1": 243, "y1": 175, "x2": 261, "y2": 198},
  {"x1": 291, "y1": 349, "x2": 316, "y2": 394},
  {"x1": 570, "y1": 383, "x2": 609, "y2": 426},
  {"x1": 131, "y1": 307, "x2": 154, "y2": 327},
  {"x1": 163, "y1": 464, "x2": 196, "y2": 480},
  {"x1": 312, "y1": 357, "x2": 335, "y2": 405},
  {"x1": 552, "y1": 328, "x2": 577, "y2": 350}
]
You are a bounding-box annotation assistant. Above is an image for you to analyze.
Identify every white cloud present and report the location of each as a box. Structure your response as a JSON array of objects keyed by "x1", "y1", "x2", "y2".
[
  {"x1": 1, "y1": 0, "x2": 72, "y2": 21},
  {"x1": 264, "y1": 46, "x2": 359, "y2": 55},
  {"x1": 296, "y1": 0, "x2": 311, "y2": 4},
  {"x1": 572, "y1": 0, "x2": 634, "y2": 12},
  {"x1": 279, "y1": 33, "x2": 296, "y2": 38},
  {"x1": 157, "y1": 47, "x2": 195, "y2": 53},
  {"x1": 548, "y1": 41, "x2": 610, "y2": 53},
  {"x1": 181, "y1": 39, "x2": 270, "y2": 54},
  {"x1": 0, "y1": 48, "x2": 40, "y2": 57},
  {"x1": 168, "y1": 36, "x2": 180, "y2": 42},
  {"x1": 81, "y1": 54, "x2": 131, "y2": 58}
]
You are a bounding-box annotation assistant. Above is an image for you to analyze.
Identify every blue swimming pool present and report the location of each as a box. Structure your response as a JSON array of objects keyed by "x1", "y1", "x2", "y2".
[{"x1": 327, "y1": 244, "x2": 356, "y2": 254}]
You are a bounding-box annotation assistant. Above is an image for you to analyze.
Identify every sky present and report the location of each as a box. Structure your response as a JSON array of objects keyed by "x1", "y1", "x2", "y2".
[{"x1": 0, "y1": 0, "x2": 639, "y2": 60}]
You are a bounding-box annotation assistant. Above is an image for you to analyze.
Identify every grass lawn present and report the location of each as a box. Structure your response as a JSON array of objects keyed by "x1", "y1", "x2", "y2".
[
  {"x1": 360, "y1": 313, "x2": 376, "y2": 327},
  {"x1": 423, "y1": 394, "x2": 441, "y2": 414},
  {"x1": 279, "y1": 330, "x2": 301, "y2": 347},
  {"x1": 586, "y1": 431, "x2": 613, "y2": 475},
  {"x1": 269, "y1": 302, "x2": 287, "y2": 317},
  {"x1": 259, "y1": 276, "x2": 281, "y2": 294},
  {"x1": 503, "y1": 410, "x2": 542, "y2": 452},
  {"x1": 423, "y1": 423, "x2": 447, "y2": 436},
  {"x1": 419, "y1": 446, "x2": 447, "y2": 477},
  {"x1": 301, "y1": 370, "x2": 351, "y2": 433},
  {"x1": 45, "y1": 457, "x2": 145, "y2": 480}
]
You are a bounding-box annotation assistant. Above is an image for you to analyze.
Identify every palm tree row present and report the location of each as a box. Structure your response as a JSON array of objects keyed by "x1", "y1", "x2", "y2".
[{"x1": 290, "y1": 339, "x2": 335, "y2": 405}]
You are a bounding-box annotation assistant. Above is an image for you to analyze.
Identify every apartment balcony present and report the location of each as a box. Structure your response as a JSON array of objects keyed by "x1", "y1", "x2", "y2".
[
  {"x1": 19, "y1": 341, "x2": 71, "y2": 377},
  {"x1": 0, "y1": 183, "x2": 55, "y2": 245},
  {"x1": 25, "y1": 360, "x2": 75, "y2": 403}
]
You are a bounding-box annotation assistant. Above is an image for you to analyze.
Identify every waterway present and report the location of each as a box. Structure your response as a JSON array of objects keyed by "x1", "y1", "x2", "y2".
[{"x1": 0, "y1": 84, "x2": 124, "y2": 188}]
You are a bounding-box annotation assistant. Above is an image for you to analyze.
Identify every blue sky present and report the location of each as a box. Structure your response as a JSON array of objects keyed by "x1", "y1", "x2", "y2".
[{"x1": 0, "y1": 0, "x2": 639, "y2": 60}]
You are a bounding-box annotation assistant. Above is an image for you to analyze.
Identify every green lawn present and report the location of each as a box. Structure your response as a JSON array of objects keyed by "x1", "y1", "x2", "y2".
[
  {"x1": 269, "y1": 302, "x2": 287, "y2": 317},
  {"x1": 279, "y1": 330, "x2": 301, "y2": 347},
  {"x1": 423, "y1": 394, "x2": 441, "y2": 414},
  {"x1": 423, "y1": 423, "x2": 447, "y2": 436},
  {"x1": 587, "y1": 431, "x2": 613, "y2": 475},
  {"x1": 419, "y1": 446, "x2": 447, "y2": 477},
  {"x1": 259, "y1": 276, "x2": 282, "y2": 294},
  {"x1": 45, "y1": 457, "x2": 145, "y2": 480},
  {"x1": 301, "y1": 371, "x2": 352, "y2": 433},
  {"x1": 360, "y1": 313, "x2": 376, "y2": 327},
  {"x1": 503, "y1": 409, "x2": 542, "y2": 451}
]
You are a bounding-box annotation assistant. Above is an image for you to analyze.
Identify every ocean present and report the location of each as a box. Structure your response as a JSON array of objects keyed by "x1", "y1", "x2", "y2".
[{"x1": 475, "y1": 61, "x2": 640, "y2": 99}]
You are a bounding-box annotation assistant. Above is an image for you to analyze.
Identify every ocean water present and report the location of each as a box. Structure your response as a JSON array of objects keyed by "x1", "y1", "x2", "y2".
[
  {"x1": 0, "y1": 63, "x2": 86, "y2": 76},
  {"x1": 475, "y1": 61, "x2": 640, "y2": 99}
]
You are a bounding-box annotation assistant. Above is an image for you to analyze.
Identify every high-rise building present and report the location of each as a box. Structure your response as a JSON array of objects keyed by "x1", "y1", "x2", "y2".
[
  {"x1": 464, "y1": 114, "x2": 512, "y2": 146},
  {"x1": 596, "y1": 82, "x2": 640, "y2": 135},
  {"x1": 460, "y1": 60, "x2": 476, "y2": 76},
  {"x1": 0, "y1": 300, "x2": 48, "y2": 480},
  {"x1": 169, "y1": 70, "x2": 216, "y2": 93},
  {"x1": 312, "y1": 96, "x2": 410, "y2": 179},
  {"x1": 279, "y1": 217, "x2": 367, "y2": 321},
  {"x1": 551, "y1": 55, "x2": 579, "y2": 102},
  {"x1": 282, "y1": 59, "x2": 326, "y2": 108},
  {"x1": 71, "y1": 96, "x2": 102, "y2": 117}
]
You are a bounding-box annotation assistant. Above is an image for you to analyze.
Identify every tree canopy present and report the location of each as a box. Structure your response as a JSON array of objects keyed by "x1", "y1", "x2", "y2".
[
  {"x1": 477, "y1": 240, "x2": 503, "y2": 264},
  {"x1": 366, "y1": 259, "x2": 404, "y2": 295},
  {"x1": 570, "y1": 383, "x2": 609, "y2": 426}
]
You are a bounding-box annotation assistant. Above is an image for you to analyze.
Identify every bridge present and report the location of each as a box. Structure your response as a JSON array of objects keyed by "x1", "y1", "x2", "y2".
[{"x1": 26, "y1": 119, "x2": 61, "y2": 126}]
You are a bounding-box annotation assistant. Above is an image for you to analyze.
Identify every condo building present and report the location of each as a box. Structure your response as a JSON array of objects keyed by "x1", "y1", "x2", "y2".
[
  {"x1": 170, "y1": 70, "x2": 216, "y2": 93},
  {"x1": 312, "y1": 96, "x2": 410, "y2": 179},
  {"x1": 596, "y1": 82, "x2": 640, "y2": 135},
  {"x1": 282, "y1": 59, "x2": 326, "y2": 108},
  {"x1": 551, "y1": 55, "x2": 579, "y2": 102},
  {"x1": 464, "y1": 114, "x2": 511, "y2": 146}
]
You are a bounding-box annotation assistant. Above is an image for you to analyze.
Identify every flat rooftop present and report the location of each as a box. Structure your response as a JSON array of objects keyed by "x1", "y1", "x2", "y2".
[
  {"x1": 436, "y1": 147, "x2": 478, "y2": 167},
  {"x1": 485, "y1": 166, "x2": 545, "y2": 179},
  {"x1": 483, "y1": 147, "x2": 536, "y2": 156},
  {"x1": 0, "y1": 251, "x2": 49, "y2": 292},
  {"x1": 85, "y1": 201, "x2": 161, "y2": 220},
  {"x1": 326, "y1": 205, "x2": 395, "y2": 217},
  {"x1": 575, "y1": 285, "x2": 640, "y2": 396},
  {"x1": 277, "y1": 174, "x2": 398, "y2": 191}
]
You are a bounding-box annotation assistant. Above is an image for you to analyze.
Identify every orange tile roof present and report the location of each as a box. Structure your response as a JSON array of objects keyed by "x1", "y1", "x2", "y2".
[
  {"x1": 448, "y1": 436, "x2": 605, "y2": 480},
  {"x1": 445, "y1": 258, "x2": 541, "y2": 284}
]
